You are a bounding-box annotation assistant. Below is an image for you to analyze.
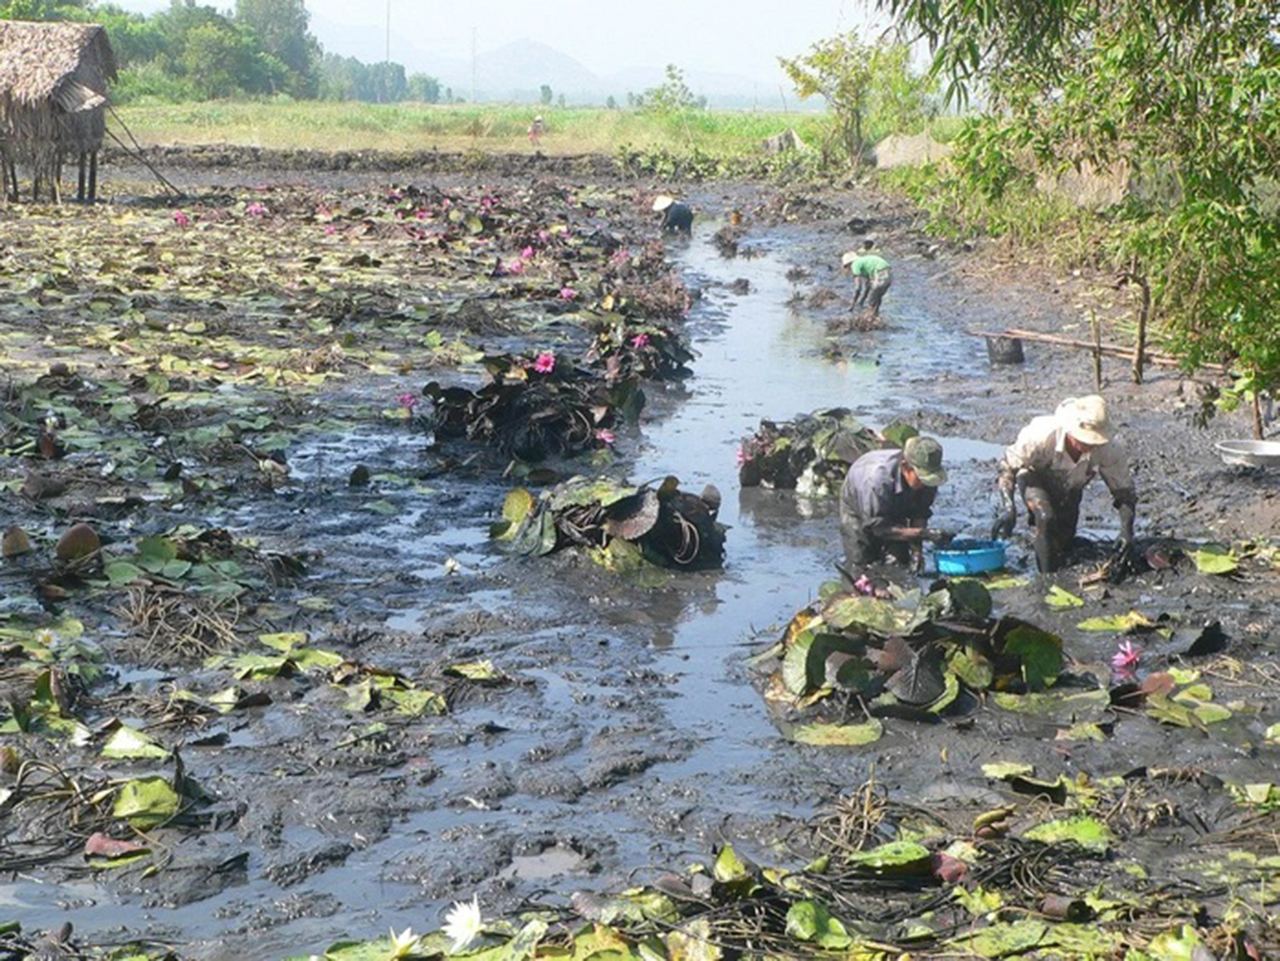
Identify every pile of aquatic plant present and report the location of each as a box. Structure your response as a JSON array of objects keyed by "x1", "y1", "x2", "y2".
[
  {"x1": 599, "y1": 241, "x2": 694, "y2": 321},
  {"x1": 491, "y1": 474, "x2": 725, "y2": 571},
  {"x1": 738, "y1": 408, "x2": 890, "y2": 496},
  {"x1": 757, "y1": 579, "x2": 1075, "y2": 744},
  {"x1": 584, "y1": 319, "x2": 696, "y2": 382},
  {"x1": 422, "y1": 353, "x2": 644, "y2": 462}
]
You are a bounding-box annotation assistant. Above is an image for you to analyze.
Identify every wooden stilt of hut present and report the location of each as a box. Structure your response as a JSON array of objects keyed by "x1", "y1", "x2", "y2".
[{"x1": 0, "y1": 21, "x2": 117, "y2": 203}]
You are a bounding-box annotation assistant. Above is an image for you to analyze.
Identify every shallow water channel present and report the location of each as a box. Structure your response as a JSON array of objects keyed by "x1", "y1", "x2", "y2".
[{"x1": 6, "y1": 221, "x2": 1013, "y2": 958}]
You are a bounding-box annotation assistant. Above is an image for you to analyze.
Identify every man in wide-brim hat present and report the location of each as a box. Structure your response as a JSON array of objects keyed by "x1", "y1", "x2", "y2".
[
  {"x1": 652, "y1": 194, "x2": 694, "y2": 235},
  {"x1": 992, "y1": 395, "x2": 1137, "y2": 572}
]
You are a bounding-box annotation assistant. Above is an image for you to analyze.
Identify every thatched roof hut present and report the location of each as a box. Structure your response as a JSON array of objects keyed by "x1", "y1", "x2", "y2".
[{"x1": 0, "y1": 20, "x2": 117, "y2": 198}]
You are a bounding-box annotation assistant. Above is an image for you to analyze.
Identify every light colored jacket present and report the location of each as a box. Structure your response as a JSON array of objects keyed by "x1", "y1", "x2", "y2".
[{"x1": 999, "y1": 414, "x2": 1134, "y2": 499}]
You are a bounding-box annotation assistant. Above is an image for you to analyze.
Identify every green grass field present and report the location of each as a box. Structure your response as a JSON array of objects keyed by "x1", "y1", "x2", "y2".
[{"x1": 110, "y1": 101, "x2": 837, "y2": 156}]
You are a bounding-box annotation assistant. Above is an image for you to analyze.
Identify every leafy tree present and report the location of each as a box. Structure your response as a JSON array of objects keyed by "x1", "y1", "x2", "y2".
[
  {"x1": 639, "y1": 64, "x2": 699, "y2": 114},
  {"x1": 92, "y1": 5, "x2": 166, "y2": 68},
  {"x1": 180, "y1": 21, "x2": 245, "y2": 98},
  {"x1": 539, "y1": 84, "x2": 552, "y2": 105},
  {"x1": 605, "y1": 95, "x2": 616, "y2": 110},
  {"x1": 406, "y1": 72, "x2": 440, "y2": 103},
  {"x1": 234, "y1": 0, "x2": 320, "y2": 96},
  {"x1": 880, "y1": 0, "x2": 1280, "y2": 422},
  {"x1": 0, "y1": 0, "x2": 88, "y2": 19},
  {"x1": 779, "y1": 32, "x2": 932, "y2": 166}
]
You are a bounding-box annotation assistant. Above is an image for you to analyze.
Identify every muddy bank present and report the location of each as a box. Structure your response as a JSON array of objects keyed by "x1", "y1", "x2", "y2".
[{"x1": 0, "y1": 161, "x2": 1276, "y2": 959}]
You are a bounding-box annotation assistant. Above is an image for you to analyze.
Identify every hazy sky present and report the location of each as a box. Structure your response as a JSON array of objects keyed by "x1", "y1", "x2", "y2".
[{"x1": 107, "y1": 0, "x2": 887, "y2": 84}]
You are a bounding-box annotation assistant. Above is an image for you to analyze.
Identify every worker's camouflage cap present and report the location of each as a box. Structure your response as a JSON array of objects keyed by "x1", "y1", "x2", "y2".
[{"x1": 903, "y1": 436, "x2": 947, "y2": 486}]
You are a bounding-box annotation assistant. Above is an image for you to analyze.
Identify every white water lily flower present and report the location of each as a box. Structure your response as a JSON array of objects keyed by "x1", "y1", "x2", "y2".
[
  {"x1": 387, "y1": 926, "x2": 421, "y2": 959},
  {"x1": 442, "y1": 894, "x2": 483, "y2": 954}
]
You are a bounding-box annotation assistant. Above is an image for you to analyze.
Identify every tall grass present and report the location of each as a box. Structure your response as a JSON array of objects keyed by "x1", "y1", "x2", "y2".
[{"x1": 111, "y1": 101, "x2": 836, "y2": 157}]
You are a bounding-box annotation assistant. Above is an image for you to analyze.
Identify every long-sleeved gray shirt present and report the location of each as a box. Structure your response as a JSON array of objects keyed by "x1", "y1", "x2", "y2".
[{"x1": 839, "y1": 448, "x2": 936, "y2": 536}]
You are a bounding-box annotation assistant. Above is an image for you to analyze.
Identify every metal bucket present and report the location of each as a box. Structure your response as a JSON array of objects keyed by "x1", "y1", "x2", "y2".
[{"x1": 985, "y1": 336, "x2": 1025, "y2": 365}]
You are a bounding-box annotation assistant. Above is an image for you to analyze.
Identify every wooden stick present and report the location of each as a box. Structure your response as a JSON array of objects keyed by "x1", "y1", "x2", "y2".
[
  {"x1": 1090, "y1": 310, "x2": 1102, "y2": 391},
  {"x1": 1131, "y1": 274, "x2": 1151, "y2": 385}
]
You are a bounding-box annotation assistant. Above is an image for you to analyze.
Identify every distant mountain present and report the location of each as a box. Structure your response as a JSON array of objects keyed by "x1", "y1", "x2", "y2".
[{"x1": 306, "y1": 22, "x2": 796, "y2": 107}]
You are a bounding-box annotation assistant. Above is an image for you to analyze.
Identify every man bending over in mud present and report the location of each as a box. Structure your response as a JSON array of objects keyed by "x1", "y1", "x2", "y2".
[
  {"x1": 843, "y1": 239, "x2": 892, "y2": 317},
  {"x1": 992, "y1": 394, "x2": 1137, "y2": 573},
  {"x1": 840, "y1": 436, "x2": 953, "y2": 571}
]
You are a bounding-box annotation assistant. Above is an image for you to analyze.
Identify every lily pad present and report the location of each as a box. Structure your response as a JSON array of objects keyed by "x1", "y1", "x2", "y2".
[
  {"x1": 1189, "y1": 546, "x2": 1238, "y2": 575},
  {"x1": 113, "y1": 776, "x2": 181, "y2": 829},
  {"x1": 102, "y1": 725, "x2": 170, "y2": 760},
  {"x1": 1024, "y1": 816, "x2": 1112, "y2": 853},
  {"x1": 791, "y1": 719, "x2": 884, "y2": 746},
  {"x1": 844, "y1": 840, "x2": 932, "y2": 874},
  {"x1": 992, "y1": 688, "x2": 1110, "y2": 722},
  {"x1": 785, "y1": 901, "x2": 852, "y2": 949},
  {"x1": 1076, "y1": 610, "x2": 1156, "y2": 632},
  {"x1": 1044, "y1": 585, "x2": 1084, "y2": 609}
]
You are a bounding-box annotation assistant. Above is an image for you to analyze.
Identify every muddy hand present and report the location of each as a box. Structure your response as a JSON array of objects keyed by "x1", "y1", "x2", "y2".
[{"x1": 991, "y1": 511, "x2": 1015, "y2": 540}]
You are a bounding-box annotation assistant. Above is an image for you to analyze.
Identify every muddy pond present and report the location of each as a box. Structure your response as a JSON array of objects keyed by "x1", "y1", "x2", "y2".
[{"x1": 2, "y1": 161, "x2": 1278, "y2": 960}]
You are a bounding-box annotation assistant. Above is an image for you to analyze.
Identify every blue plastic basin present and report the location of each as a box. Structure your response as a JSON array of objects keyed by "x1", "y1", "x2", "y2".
[{"x1": 934, "y1": 538, "x2": 1007, "y2": 575}]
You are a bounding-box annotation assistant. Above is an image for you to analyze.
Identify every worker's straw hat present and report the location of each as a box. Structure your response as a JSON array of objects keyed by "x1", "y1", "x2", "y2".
[
  {"x1": 840, "y1": 250, "x2": 859, "y2": 266},
  {"x1": 652, "y1": 195, "x2": 675, "y2": 212},
  {"x1": 1058, "y1": 395, "x2": 1113, "y2": 446}
]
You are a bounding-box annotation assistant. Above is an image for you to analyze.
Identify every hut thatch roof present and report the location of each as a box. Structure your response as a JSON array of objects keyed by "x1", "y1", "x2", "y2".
[
  {"x1": 0, "y1": 20, "x2": 117, "y2": 170},
  {"x1": 0, "y1": 20, "x2": 117, "y2": 110}
]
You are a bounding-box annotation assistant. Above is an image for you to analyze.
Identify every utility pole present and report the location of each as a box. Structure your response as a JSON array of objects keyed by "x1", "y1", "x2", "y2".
[
  {"x1": 471, "y1": 27, "x2": 477, "y2": 103},
  {"x1": 385, "y1": 0, "x2": 391, "y2": 64}
]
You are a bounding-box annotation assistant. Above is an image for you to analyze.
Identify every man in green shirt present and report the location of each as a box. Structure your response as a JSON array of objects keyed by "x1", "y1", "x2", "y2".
[{"x1": 842, "y1": 239, "x2": 892, "y2": 317}]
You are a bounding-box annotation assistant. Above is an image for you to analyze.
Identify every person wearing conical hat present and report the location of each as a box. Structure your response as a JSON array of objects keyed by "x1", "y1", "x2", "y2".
[
  {"x1": 839, "y1": 435, "x2": 953, "y2": 570},
  {"x1": 842, "y1": 238, "x2": 892, "y2": 317},
  {"x1": 992, "y1": 395, "x2": 1137, "y2": 572},
  {"x1": 652, "y1": 194, "x2": 694, "y2": 235},
  {"x1": 528, "y1": 115, "x2": 544, "y2": 147}
]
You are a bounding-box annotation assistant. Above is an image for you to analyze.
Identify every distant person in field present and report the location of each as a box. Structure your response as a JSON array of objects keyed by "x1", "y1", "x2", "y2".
[
  {"x1": 528, "y1": 115, "x2": 544, "y2": 148},
  {"x1": 842, "y1": 239, "x2": 892, "y2": 317},
  {"x1": 652, "y1": 195, "x2": 694, "y2": 235}
]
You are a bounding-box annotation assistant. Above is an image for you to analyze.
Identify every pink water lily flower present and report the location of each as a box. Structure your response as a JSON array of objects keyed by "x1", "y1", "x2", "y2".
[
  {"x1": 520, "y1": 246, "x2": 535, "y2": 261},
  {"x1": 609, "y1": 247, "x2": 630, "y2": 266},
  {"x1": 505, "y1": 260, "x2": 525, "y2": 275},
  {"x1": 630, "y1": 333, "x2": 650, "y2": 349},
  {"x1": 172, "y1": 210, "x2": 190, "y2": 227},
  {"x1": 324, "y1": 224, "x2": 337, "y2": 235},
  {"x1": 396, "y1": 392, "x2": 418, "y2": 411},
  {"x1": 481, "y1": 196, "x2": 496, "y2": 208},
  {"x1": 537, "y1": 230, "x2": 550, "y2": 243},
  {"x1": 415, "y1": 209, "x2": 431, "y2": 220},
  {"x1": 853, "y1": 574, "x2": 876, "y2": 596},
  {"x1": 559, "y1": 286, "x2": 577, "y2": 300},
  {"x1": 245, "y1": 202, "x2": 268, "y2": 217},
  {"x1": 533, "y1": 352, "x2": 556, "y2": 374},
  {"x1": 1112, "y1": 639, "x2": 1143, "y2": 675},
  {"x1": 595, "y1": 428, "x2": 616, "y2": 446}
]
